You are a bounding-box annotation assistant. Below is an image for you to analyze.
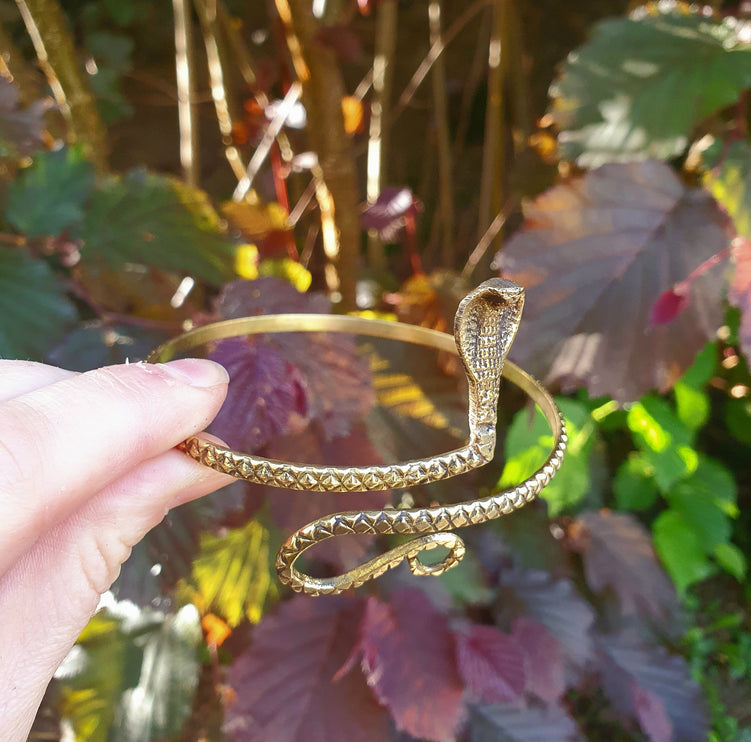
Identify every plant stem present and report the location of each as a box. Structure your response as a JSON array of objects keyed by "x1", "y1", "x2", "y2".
[
  {"x1": 365, "y1": 0, "x2": 397, "y2": 272},
  {"x1": 14, "y1": 0, "x2": 109, "y2": 173},
  {"x1": 277, "y1": 0, "x2": 360, "y2": 310},
  {"x1": 477, "y1": 0, "x2": 507, "y2": 256},
  {"x1": 429, "y1": 0, "x2": 454, "y2": 268},
  {"x1": 173, "y1": 0, "x2": 200, "y2": 186}
]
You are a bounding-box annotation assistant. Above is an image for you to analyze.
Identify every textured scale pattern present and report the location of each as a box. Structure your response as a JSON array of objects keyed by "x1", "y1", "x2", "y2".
[{"x1": 169, "y1": 279, "x2": 567, "y2": 594}]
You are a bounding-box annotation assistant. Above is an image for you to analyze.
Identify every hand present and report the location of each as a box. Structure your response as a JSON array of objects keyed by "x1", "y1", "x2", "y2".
[{"x1": 0, "y1": 359, "x2": 233, "y2": 740}]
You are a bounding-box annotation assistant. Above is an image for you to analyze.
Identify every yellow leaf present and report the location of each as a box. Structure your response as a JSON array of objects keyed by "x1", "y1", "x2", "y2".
[
  {"x1": 258, "y1": 257, "x2": 312, "y2": 292},
  {"x1": 235, "y1": 243, "x2": 259, "y2": 279},
  {"x1": 342, "y1": 95, "x2": 364, "y2": 135}
]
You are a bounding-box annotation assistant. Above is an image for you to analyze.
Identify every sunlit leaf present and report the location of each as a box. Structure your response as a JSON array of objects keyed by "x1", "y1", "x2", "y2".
[
  {"x1": 455, "y1": 624, "x2": 525, "y2": 704},
  {"x1": 626, "y1": 396, "x2": 697, "y2": 493},
  {"x1": 341, "y1": 95, "x2": 364, "y2": 134},
  {"x1": 571, "y1": 510, "x2": 678, "y2": 625},
  {"x1": 361, "y1": 187, "x2": 419, "y2": 242},
  {"x1": 76, "y1": 169, "x2": 234, "y2": 285},
  {"x1": 471, "y1": 702, "x2": 583, "y2": 742},
  {"x1": 713, "y1": 542, "x2": 747, "y2": 582},
  {"x1": 598, "y1": 630, "x2": 708, "y2": 742},
  {"x1": 112, "y1": 604, "x2": 202, "y2": 742},
  {"x1": 0, "y1": 248, "x2": 77, "y2": 360},
  {"x1": 613, "y1": 454, "x2": 659, "y2": 511},
  {"x1": 498, "y1": 398, "x2": 595, "y2": 516},
  {"x1": 550, "y1": 8, "x2": 751, "y2": 166},
  {"x1": 258, "y1": 257, "x2": 312, "y2": 291},
  {"x1": 7, "y1": 147, "x2": 95, "y2": 237},
  {"x1": 0, "y1": 77, "x2": 49, "y2": 156},
  {"x1": 186, "y1": 519, "x2": 274, "y2": 627},
  {"x1": 355, "y1": 590, "x2": 464, "y2": 742},
  {"x1": 729, "y1": 237, "x2": 751, "y2": 363},
  {"x1": 652, "y1": 510, "x2": 715, "y2": 594},
  {"x1": 224, "y1": 595, "x2": 390, "y2": 742},
  {"x1": 495, "y1": 160, "x2": 731, "y2": 402},
  {"x1": 209, "y1": 338, "x2": 304, "y2": 451}
]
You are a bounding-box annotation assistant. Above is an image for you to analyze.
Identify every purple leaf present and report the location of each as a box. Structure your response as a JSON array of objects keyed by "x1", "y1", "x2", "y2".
[
  {"x1": 209, "y1": 338, "x2": 304, "y2": 451},
  {"x1": 217, "y1": 276, "x2": 331, "y2": 319},
  {"x1": 730, "y1": 237, "x2": 751, "y2": 364},
  {"x1": 455, "y1": 624, "x2": 525, "y2": 704},
  {"x1": 217, "y1": 278, "x2": 374, "y2": 438},
  {"x1": 471, "y1": 702, "x2": 583, "y2": 742},
  {"x1": 0, "y1": 77, "x2": 50, "y2": 155},
  {"x1": 224, "y1": 595, "x2": 389, "y2": 742},
  {"x1": 259, "y1": 424, "x2": 391, "y2": 568},
  {"x1": 598, "y1": 630, "x2": 708, "y2": 742},
  {"x1": 355, "y1": 590, "x2": 465, "y2": 742},
  {"x1": 494, "y1": 160, "x2": 732, "y2": 402},
  {"x1": 650, "y1": 287, "x2": 689, "y2": 326},
  {"x1": 499, "y1": 570, "x2": 595, "y2": 667},
  {"x1": 511, "y1": 618, "x2": 565, "y2": 704},
  {"x1": 361, "y1": 187, "x2": 419, "y2": 242},
  {"x1": 571, "y1": 511, "x2": 679, "y2": 627}
]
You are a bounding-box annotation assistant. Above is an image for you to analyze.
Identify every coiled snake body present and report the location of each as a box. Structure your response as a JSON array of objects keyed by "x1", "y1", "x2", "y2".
[{"x1": 166, "y1": 279, "x2": 567, "y2": 596}]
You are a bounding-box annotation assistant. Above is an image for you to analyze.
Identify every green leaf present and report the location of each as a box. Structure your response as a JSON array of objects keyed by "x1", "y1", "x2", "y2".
[
  {"x1": 674, "y1": 382, "x2": 710, "y2": 432},
  {"x1": 653, "y1": 510, "x2": 715, "y2": 595},
  {"x1": 626, "y1": 395, "x2": 698, "y2": 492},
  {"x1": 76, "y1": 170, "x2": 234, "y2": 285},
  {"x1": 613, "y1": 454, "x2": 659, "y2": 511},
  {"x1": 0, "y1": 248, "x2": 78, "y2": 360},
  {"x1": 58, "y1": 602, "x2": 201, "y2": 742},
  {"x1": 550, "y1": 8, "x2": 751, "y2": 166},
  {"x1": 725, "y1": 397, "x2": 751, "y2": 445},
  {"x1": 714, "y1": 542, "x2": 747, "y2": 581},
  {"x1": 703, "y1": 138, "x2": 751, "y2": 238},
  {"x1": 186, "y1": 519, "x2": 274, "y2": 627},
  {"x1": 681, "y1": 342, "x2": 717, "y2": 389},
  {"x1": 499, "y1": 398, "x2": 595, "y2": 516},
  {"x1": 112, "y1": 604, "x2": 202, "y2": 742},
  {"x1": 6, "y1": 147, "x2": 95, "y2": 237}
]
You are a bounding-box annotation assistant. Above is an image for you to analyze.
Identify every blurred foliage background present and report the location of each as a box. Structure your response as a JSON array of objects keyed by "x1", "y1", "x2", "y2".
[{"x1": 2, "y1": 0, "x2": 751, "y2": 740}]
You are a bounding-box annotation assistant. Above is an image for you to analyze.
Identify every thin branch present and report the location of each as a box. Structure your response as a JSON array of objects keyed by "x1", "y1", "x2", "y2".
[
  {"x1": 429, "y1": 0, "x2": 454, "y2": 267},
  {"x1": 366, "y1": 0, "x2": 398, "y2": 271},
  {"x1": 232, "y1": 81, "x2": 302, "y2": 201},
  {"x1": 193, "y1": 0, "x2": 247, "y2": 181},
  {"x1": 172, "y1": 0, "x2": 200, "y2": 186},
  {"x1": 461, "y1": 197, "x2": 517, "y2": 279},
  {"x1": 14, "y1": 0, "x2": 109, "y2": 173}
]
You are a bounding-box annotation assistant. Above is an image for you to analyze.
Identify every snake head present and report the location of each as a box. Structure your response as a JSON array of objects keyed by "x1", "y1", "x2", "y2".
[{"x1": 454, "y1": 278, "x2": 525, "y2": 458}]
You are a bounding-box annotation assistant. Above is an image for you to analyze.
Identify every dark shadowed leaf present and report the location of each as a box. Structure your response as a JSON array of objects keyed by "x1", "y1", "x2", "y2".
[
  {"x1": 455, "y1": 623, "x2": 525, "y2": 704},
  {"x1": 7, "y1": 147, "x2": 95, "y2": 238},
  {"x1": 355, "y1": 590, "x2": 464, "y2": 742},
  {"x1": 0, "y1": 77, "x2": 49, "y2": 156},
  {"x1": 471, "y1": 702, "x2": 583, "y2": 742},
  {"x1": 76, "y1": 170, "x2": 234, "y2": 285},
  {"x1": 209, "y1": 339, "x2": 304, "y2": 451},
  {"x1": 48, "y1": 322, "x2": 167, "y2": 371},
  {"x1": 598, "y1": 630, "x2": 708, "y2": 742},
  {"x1": 495, "y1": 160, "x2": 731, "y2": 402},
  {"x1": 361, "y1": 187, "x2": 419, "y2": 242},
  {"x1": 259, "y1": 425, "x2": 391, "y2": 568},
  {"x1": 570, "y1": 510, "x2": 678, "y2": 626},
  {"x1": 613, "y1": 454, "x2": 659, "y2": 511},
  {"x1": 224, "y1": 595, "x2": 390, "y2": 742},
  {"x1": 0, "y1": 248, "x2": 78, "y2": 360},
  {"x1": 185, "y1": 519, "x2": 274, "y2": 627},
  {"x1": 498, "y1": 570, "x2": 595, "y2": 667},
  {"x1": 550, "y1": 8, "x2": 751, "y2": 166},
  {"x1": 729, "y1": 238, "x2": 751, "y2": 363},
  {"x1": 510, "y1": 618, "x2": 565, "y2": 704}
]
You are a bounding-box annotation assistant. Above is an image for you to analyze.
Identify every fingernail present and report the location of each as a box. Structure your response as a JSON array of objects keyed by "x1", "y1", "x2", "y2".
[{"x1": 160, "y1": 359, "x2": 229, "y2": 388}]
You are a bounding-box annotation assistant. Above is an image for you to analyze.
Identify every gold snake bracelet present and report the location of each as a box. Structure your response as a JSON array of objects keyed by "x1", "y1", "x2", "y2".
[{"x1": 149, "y1": 279, "x2": 567, "y2": 596}]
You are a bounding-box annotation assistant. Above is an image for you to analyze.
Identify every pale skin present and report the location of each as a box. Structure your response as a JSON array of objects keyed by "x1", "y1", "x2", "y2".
[{"x1": 0, "y1": 358, "x2": 234, "y2": 741}]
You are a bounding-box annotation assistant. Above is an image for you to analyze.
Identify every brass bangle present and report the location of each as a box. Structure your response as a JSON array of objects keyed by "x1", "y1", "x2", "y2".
[{"x1": 148, "y1": 279, "x2": 567, "y2": 595}]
